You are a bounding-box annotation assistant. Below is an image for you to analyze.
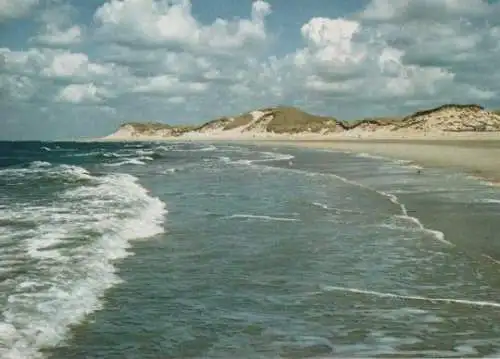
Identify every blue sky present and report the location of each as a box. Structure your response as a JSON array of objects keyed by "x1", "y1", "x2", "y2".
[{"x1": 1, "y1": 0, "x2": 500, "y2": 140}]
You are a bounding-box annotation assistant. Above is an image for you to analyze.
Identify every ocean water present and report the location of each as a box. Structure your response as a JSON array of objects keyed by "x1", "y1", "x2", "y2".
[{"x1": 1, "y1": 141, "x2": 500, "y2": 358}]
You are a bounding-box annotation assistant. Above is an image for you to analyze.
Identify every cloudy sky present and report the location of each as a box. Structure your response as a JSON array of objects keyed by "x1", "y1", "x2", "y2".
[{"x1": 1, "y1": 0, "x2": 499, "y2": 140}]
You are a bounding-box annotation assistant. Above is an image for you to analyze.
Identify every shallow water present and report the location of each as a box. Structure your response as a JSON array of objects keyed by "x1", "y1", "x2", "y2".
[{"x1": 1, "y1": 141, "x2": 500, "y2": 358}]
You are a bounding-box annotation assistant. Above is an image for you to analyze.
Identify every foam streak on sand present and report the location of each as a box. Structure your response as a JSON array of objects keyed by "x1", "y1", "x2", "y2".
[
  {"x1": 0, "y1": 163, "x2": 167, "y2": 359},
  {"x1": 322, "y1": 286, "x2": 500, "y2": 308},
  {"x1": 318, "y1": 169, "x2": 451, "y2": 246},
  {"x1": 234, "y1": 157, "x2": 451, "y2": 246}
]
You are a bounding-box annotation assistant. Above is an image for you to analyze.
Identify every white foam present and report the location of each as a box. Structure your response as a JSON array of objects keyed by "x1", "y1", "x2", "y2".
[
  {"x1": 29, "y1": 161, "x2": 51, "y2": 168},
  {"x1": 198, "y1": 145, "x2": 217, "y2": 152},
  {"x1": 479, "y1": 198, "x2": 500, "y2": 204},
  {"x1": 227, "y1": 214, "x2": 299, "y2": 222},
  {"x1": 220, "y1": 151, "x2": 294, "y2": 166},
  {"x1": 0, "y1": 167, "x2": 167, "y2": 359},
  {"x1": 255, "y1": 164, "x2": 450, "y2": 247},
  {"x1": 482, "y1": 254, "x2": 500, "y2": 265},
  {"x1": 0, "y1": 163, "x2": 93, "y2": 183},
  {"x1": 135, "y1": 149, "x2": 154, "y2": 156},
  {"x1": 355, "y1": 152, "x2": 387, "y2": 161},
  {"x1": 322, "y1": 285, "x2": 500, "y2": 308},
  {"x1": 168, "y1": 145, "x2": 218, "y2": 152},
  {"x1": 311, "y1": 202, "x2": 359, "y2": 214},
  {"x1": 40, "y1": 147, "x2": 51, "y2": 152},
  {"x1": 379, "y1": 191, "x2": 452, "y2": 246},
  {"x1": 312, "y1": 202, "x2": 329, "y2": 210},
  {"x1": 104, "y1": 158, "x2": 146, "y2": 167}
]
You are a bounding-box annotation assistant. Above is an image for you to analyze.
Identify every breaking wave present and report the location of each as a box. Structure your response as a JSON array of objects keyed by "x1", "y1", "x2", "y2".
[{"x1": 0, "y1": 162, "x2": 167, "y2": 359}]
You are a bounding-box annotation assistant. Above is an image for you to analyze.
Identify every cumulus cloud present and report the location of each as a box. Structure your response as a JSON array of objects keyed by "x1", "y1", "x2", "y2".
[
  {"x1": 1, "y1": 48, "x2": 128, "y2": 83},
  {"x1": 361, "y1": 0, "x2": 493, "y2": 22},
  {"x1": 31, "y1": 3, "x2": 83, "y2": 46},
  {"x1": 34, "y1": 25, "x2": 82, "y2": 47},
  {"x1": 133, "y1": 74, "x2": 209, "y2": 95},
  {"x1": 0, "y1": 0, "x2": 38, "y2": 22},
  {"x1": 93, "y1": 0, "x2": 271, "y2": 54},
  {"x1": 56, "y1": 83, "x2": 109, "y2": 104},
  {"x1": 2, "y1": 0, "x2": 500, "y2": 140},
  {"x1": 286, "y1": 0, "x2": 500, "y2": 111},
  {"x1": 41, "y1": 52, "x2": 112, "y2": 79},
  {"x1": 0, "y1": 75, "x2": 36, "y2": 100}
]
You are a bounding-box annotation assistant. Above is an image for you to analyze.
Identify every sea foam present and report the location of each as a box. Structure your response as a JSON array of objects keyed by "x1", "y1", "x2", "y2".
[{"x1": 0, "y1": 164, "x2": 167, "y2": 359}]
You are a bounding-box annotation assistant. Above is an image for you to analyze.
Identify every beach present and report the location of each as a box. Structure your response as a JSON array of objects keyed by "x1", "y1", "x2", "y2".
[{"x1": 258, "y1": 137, "x2": 500, "y2": 183}]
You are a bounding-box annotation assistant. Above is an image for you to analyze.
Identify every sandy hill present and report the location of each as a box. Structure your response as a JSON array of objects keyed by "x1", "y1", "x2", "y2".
[
  {"x1": 103, "y1": 122, "x2": 195, "y2": 139},
  {"x1": 394, "y1": 104, "x2": 500, "y2": 132},
  {"x1": 194, "y1": 107, "x2": 344, "y2": 135},
  {"x1": 103, "y1": 103, "x2": 500, "y2": 140},
  {"x1": 346, "y1": 104, "x2": 500, "y2": 134},
  {"x1": 104, "y1": 106, "x2": 344, "y2": 140}
]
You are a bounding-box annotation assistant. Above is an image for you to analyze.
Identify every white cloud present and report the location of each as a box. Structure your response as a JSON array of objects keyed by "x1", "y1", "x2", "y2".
[
  {"x1": 167, "y1": 96, "x2": 185, "y2": 104},
  {"x1": 361, "y1": 0, "x2": 491, "y2": 22},
  {"x1": 31, "y1": 3, "x2": 83, "y2": 46},
  {"x1": 294, "y1": 18, "x2": 368, "y2": 79},
  {"x1": 41, "y1": 52, "x2": 113, "y2": 79},
  {"x1": 0, "y1": 75, "x2": 36, "y2": 100},
  {"x1": 56, "y1": 83, "x2": 108, "y2": 104},
  {"x1": 284, "y1": 0, "x2": 500, "y2": 109},
  {"x1": 0, "y1": 48, "x2": 128, "y2": 84},
  {"x1": 3, "y1": 0, "x2": 500, "y2": 140},
  {"x1": 94, "y1": 0, "x2": 271, "y2": 54},
  {"x1": 0, "y1": 0, "x2": 38, "y2": 22},
  {"x1": 133, "y1": 74, "x2": 208, "y2": 94},
  {"x1": 0, "y1": 48, "x2": 46, "y2": 75},
  {"x1": 34, "y1": 25, "x2": 83, "y2": 46}
]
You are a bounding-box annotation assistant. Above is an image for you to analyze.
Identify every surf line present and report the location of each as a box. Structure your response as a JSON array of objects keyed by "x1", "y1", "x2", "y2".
[{"x1": 323, "y1": 285, "x2": 500, "y2": 308}]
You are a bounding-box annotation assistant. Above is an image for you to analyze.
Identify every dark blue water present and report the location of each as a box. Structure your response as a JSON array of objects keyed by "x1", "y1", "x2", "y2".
[{"x1": 1, "y1": 141, "x2": 500, "y2": 358}]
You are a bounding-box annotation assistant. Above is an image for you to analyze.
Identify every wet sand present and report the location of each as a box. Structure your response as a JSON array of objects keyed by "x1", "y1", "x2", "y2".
[{"x1": 262, "y1": 139, "x2": 500, "y2": 183}]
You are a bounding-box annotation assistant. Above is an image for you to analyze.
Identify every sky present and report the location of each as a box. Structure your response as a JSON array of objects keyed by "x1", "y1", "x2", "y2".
[{"x1": 1, "y1": 0, "x2": 500, "y2": 140}]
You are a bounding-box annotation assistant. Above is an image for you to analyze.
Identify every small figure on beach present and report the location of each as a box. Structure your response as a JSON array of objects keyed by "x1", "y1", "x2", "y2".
[{"x1": 417, "y1": 169, "x2": 421, "y2": 175}]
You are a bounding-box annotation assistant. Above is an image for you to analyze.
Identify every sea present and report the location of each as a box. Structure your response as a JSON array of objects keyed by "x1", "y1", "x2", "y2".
[{"x1": 1, "y1": 140, "x2": 500, "y2": 359}]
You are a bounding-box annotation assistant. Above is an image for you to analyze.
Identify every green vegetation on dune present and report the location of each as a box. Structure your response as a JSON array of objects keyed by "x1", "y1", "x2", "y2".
[
  {"x1": 258, "y1": 106, "x2": 342, "y2": 133},
  {"x1": 403, "y1": 104, "x2": 483, "y2": 120},
  {"x1": 346, "y1": 116, "x2": 402, "y2": 130},
  {"x1": 194, "y1": 117, "x2": 232, "y2": 132},
  {"x1": 116, "y1": 103, "x2": 500, "y2": 137},
  {"x1": 122, "y1": 122, "x2": 196, "y2": 136}
]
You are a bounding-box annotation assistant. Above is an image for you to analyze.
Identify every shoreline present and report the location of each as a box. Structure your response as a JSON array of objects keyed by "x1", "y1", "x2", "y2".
[
  {"x1": 258, "y1": 138, "x2": 500, "y2": 184},
  {"x1": 92, "y1": 133, "x2": 500, "y2": 183}
]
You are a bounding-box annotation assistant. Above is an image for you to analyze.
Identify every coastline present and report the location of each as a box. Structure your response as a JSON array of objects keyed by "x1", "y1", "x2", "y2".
[
  {"x1": 95, "y1": 128, "x2": 500, "y2": 183},
  {"x1": 258, "y1": 138, "x2": 500, "y2": 183}
]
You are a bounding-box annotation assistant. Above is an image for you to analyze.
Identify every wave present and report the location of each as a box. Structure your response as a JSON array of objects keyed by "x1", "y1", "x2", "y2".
[
  {"x1": 157, "y1": 144, "x2": 218, "y2": 153},
  {"x1": 219, "y1": 151, "x2": 295, "y2": 166},
  {"x1": 29, "y1": 161, "x2": 51, "y2": 168},
  {"x1": 0, "y1": 164, "x2": 167, "y2": 359},
  {"x1": 243, "y1": 163, "x2": 450, "y2": 247},
  {"x1": 479, "y1": 198, "x2": 500, "y2": 204},
  {"x1": 311, "y1": 202, "x2": 362, "y2": 214},
  {"x1": 226, "y1": 214, "x2": 299, "y2": 222},
  {"x1": 310, "y1": 170, "x2": 450, "y2": 246},
  {"x1": 0, "y1": 163, "x2": 94, "y2": 185},
  {"x1": 321, "y1": 285, "x2": 500, "y2": 308},
  {"x1": 104, "y1": 158, "x2": 149, "y2": 167}
]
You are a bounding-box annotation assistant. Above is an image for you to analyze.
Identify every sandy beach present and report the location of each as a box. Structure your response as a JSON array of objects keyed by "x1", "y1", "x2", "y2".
[{"x1": 260, "y1": 138, "x2": 500, "y2": 183}]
